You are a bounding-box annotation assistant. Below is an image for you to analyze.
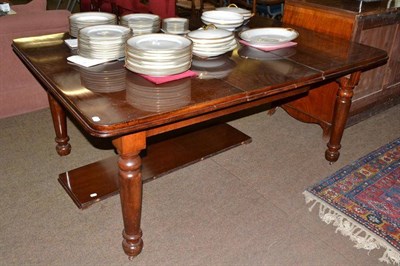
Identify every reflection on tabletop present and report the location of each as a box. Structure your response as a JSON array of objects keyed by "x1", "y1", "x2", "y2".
[
  {"x1": 78, "y1": 61, "x2": 127, "y2": 93},
  {"x1": 126, "y1": 74, "x2": 191, "y2": 113},
  {"x1": 238, "y1": 45, "x2": 297, "y2": 60},
  {"x1": 191, "y1": 54, "x2": 236, "y2": 79}
]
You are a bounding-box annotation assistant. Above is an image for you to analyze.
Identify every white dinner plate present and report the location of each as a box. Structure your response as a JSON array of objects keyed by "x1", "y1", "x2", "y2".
[
  {"x1": 201, "y1": 16, "x2": 244, "y2": 25},
  {"x1": 193, "y1": 37, "x2": 235, "y2": 48},
  {"x1": 127, "y1": 33, "x2": 192, "y2": 51},
  {"x1": 239, "y1": 28, "x2": 299, "y2": 45},
  {"x1": 126, "y1": 57, "x2": 190, "y2": 69},
  {"x1": 80, "y1": 25, "x2": 131, "y2": 39},
  {"x1": 126, "y1": 45, "x2": 191, "y2": 56},
  {"x1": 193, "y1": 39, "x2": 237, "y2": 51},
  {"x1": 70, "y1": 12, "x2": 116, "y2": 22},
  {"x1": 127, "y1": 55, "x2": 192, "y2": 67},
  {"x1": 121, "y1": 13, "x2": 160, "y2": 22},
  {"x1": 126, "y1": 50, "x2": 191, "y2": 62},
  {"x1": 69, "y1": 12, "x2": 117, "y2": 37},
  {"x1": 161, "y1": 29, "x2": 191, "y2": 35},
  {"x1": 187, "y1": 29, "x2": 233, "y2": 42},
  {"x1": 125, "y1": 61, "x2": 191, "y2": 76},
  {"x1": 201, "y1": 10, "x2": 244, "y2": 21},
  {"x1": 162, "y1": 17, "x2": 188, "y2": 33}
]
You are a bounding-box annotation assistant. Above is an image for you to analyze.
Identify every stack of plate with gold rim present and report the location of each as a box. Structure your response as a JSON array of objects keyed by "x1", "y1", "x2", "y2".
[
  {"x1": 69, "y1": 12, "x2": 117, "y2": 38},
  {"x1": 187, "y1": 28, "x2": 237, "y2": 58},
  {"x1": 161, "y1": 17, "x2": 190, "y2": 35},
  {"x1": 120, "y1": 13, "x2": 160, "y2": 35},
  {"x1": 78, "y1": 25, "x2": 131, "y2": 60},
  {"x1": 201, "y1": 10, "x2": 244, "y2": 31},
  {"x1": 125, "y1": 33, "x2": 193, "y2": 76}
]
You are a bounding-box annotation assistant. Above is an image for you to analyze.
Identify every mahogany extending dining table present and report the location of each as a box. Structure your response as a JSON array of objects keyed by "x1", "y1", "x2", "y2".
[{"x1": 12, "y1": 17, "x2": 387, "y2": 259}]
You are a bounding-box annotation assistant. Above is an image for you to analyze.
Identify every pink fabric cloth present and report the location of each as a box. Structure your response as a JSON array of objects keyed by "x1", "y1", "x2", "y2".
[
  {"x1": 239, "y1": 40, "x2": 297, "y2": 51},
  {"x1": 0, "y1": 0, "x2": 70, "y2": 119},
  {"x1": 140, "y1": 70, "x2": 198, "y2": 84},
  {"x1": 81, "y1": 0, "x2": 176, "y2": 18},
  {"x1": 115, "y1": 0, "x2": 149, "y2": 15},
  {"x1": 148, "y1": 0, "x2": 176, "y2": 18},
  {"x1": 117, "y1": 0, "x2": 176, "y2": 18},
  {"x1": 12, "y1": 0, "x2": 46, "y2": 13}
]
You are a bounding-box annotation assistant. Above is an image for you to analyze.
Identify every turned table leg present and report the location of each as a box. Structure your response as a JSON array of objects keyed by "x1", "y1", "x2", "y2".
[
  {"x1": 325, "y1": 72, "x2": 361, "y2": 162},
  {"x1": 112, "y1": 132, "x2": 146, "y2": 260},
  {"x1": 48, "y1": 93, "x2": 71, "y2": 156}
]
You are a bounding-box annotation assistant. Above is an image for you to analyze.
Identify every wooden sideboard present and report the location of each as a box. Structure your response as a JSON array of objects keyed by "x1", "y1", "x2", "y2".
[{"x1": 281, "y1": 0, "x2": 400, "y2": 134}]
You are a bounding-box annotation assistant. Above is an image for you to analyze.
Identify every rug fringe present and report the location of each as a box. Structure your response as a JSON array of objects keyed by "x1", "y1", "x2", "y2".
[{"x1": 303, "y1": 191, "x2": 400, "y2": 265}]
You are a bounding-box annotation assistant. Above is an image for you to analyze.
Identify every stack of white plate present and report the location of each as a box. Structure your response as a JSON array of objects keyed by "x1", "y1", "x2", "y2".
[
  {"x1": 78, "y1": 25, "x2": 131, "y2": 60},
  {"x1": 120, "y1": 13, "x2": 160, "y2": 35},
  {"x1": 69, "y1": 12, "x2": 117, "y2": 38},
  {"x1": 239, "y1": 27, "x2": 299, "y2": 48},
  {"x1": 79, "y1": 61, "x2": 126, "y2": 93},
  {"x1": 125, "y1": 33, "x2": 193, "y2": 76},
  {"x1": 126, "y1": 76, "x2": 191, "y2": 112},
  {"x1": 161, "y1": 17, "x2": 190, "y2": 35},
  {"x1": 187, "y1": 28, "x2": 237, "y2": 57},
  {"x1": 201, "y1": 10, "x2": 244, "y2": 31},
  {"x1": 216, "y1": 5, "x2": 252, "y2": 21}
]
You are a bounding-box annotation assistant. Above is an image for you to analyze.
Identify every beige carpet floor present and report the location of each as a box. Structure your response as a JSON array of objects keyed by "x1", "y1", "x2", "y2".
[{"x1": 1, "y1": 104, "x2": 399, "y2": 265}]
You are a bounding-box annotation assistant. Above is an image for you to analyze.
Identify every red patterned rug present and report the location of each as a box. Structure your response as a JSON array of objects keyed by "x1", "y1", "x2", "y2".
[{"x1": 304, "y1": 138, "x2": 400, "y2": 265}]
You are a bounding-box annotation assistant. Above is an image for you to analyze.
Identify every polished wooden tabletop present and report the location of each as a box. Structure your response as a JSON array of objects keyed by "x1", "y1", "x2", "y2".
[
  {"x1": 12, "y1": 18, "x2": 387, "y2": 138},
  {"x1": 12, "y1": 16, "x2": 389, "y2": 259}
]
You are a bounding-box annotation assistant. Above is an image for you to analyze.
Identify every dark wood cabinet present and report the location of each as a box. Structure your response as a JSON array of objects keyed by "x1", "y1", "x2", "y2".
[{"x1": 282, "y1": 0, "x2": 400, "y2": 131}]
